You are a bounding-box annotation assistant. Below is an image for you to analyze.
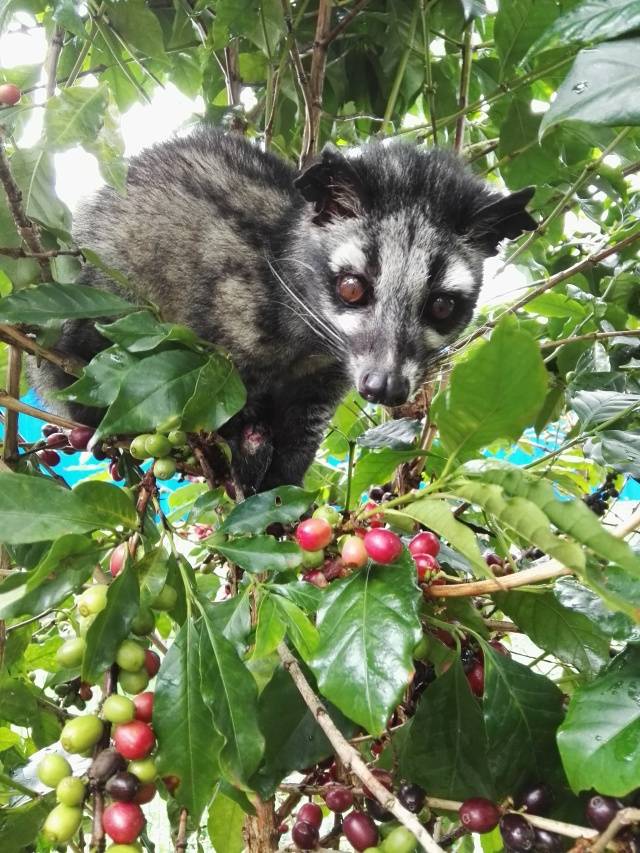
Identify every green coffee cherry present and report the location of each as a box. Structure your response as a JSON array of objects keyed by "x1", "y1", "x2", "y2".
[
  {"x1": 60, "y1": 715, "x2": 103, "y2": 754},
  {"x1": 381, "y1": 826, "x2": 418, "y2": 853},
  {"x1": 103, "y1": 694, "x2": 136, "y2": 724},
  {"x1": 37, "y1": 754, "x2": 72, "y2": 788},
  {"x1": 151, "y1": 584, "x2": 177, "y2": 611},
  {"x1": 312, "y1": 505, "x2": 342, "y2": 527},
  {"x1": 145, "y1": 434, "x2": 172, "y2": 458},
  {"x1": 119, "y1": 669, "x2": 150, "y2": 695},
  {"x1": 55, "y1": 637, "x2": 86, "y2": 669},
  {"x1": 78, "y1": 613, "x2": 97, "y2": 636},
  {"x1": 128, "y1": 758, "x2": 157, "y2": 784},
  {"x1": 106, "y1": 845, "x2": 143, "y2": 853},
  {"x1": 77, "y1": 584, "x2": 108, "y2": 616},
  {"x1": 42, "y1": 804, "x2": 82, "y2": 843},
  {"x1": 153, "y1": 457, "x2": 177, "y2": 480},
  {"x1": 167, "y1": 430, "x2": 187, "y2": 447},
  {"x1": 301, "y1": 548, "x2": 325, "y2": 569},
  {"x1": 130, "y1": 606, "x2": 155, "y2": 636},
  {"x1": 116, "y1": 640, "x2": 146, "y2": 673},
  {"x1": 129, "y1": 434, "x2": 153, "y2": 460},
  {"x1": 56, "y1": 776, "x2": 86, "y2": 807}
]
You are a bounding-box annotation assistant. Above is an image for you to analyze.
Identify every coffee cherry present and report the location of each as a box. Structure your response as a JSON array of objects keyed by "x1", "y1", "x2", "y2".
[
  {"x1": 324, "y1": 785, "x2": 354, "y2": 812},
  {"x1": 110, "y1": 544, "x2": 128, "y2": 577},
  {"x1": 68, "y1": 426, "x2": 94, "y2": 451},
  {"x1": 363, "y1": 529, "x2": 402, "y2": 564},
  {"x1": 301, "y1": 548, "x2": 325, "y2": 569},
  {"x1": 162, "y1": 774, "x2": 180, "y2": 793},
  {"x1": 106, "y1": 772, "x2": 141, "y2": 802},
  {"x1": 153, "y1": 457, "x2": 177, "y2": 480},
  {"x1": 42, "y1": 804, "x2": 82, "y2": 843},
  {"x1": 297, "y1": 802, "x2": 322, "y2": 828},
  {"x1": 38, "y1": 448, "x2": 60, "y2": 467},
  {"x1": 341, "y1": 535, "x2": 368, "y2": 568},
  {"x1": 363, "y1": 768, "x2": 393, "y2": 799},
  {"x1": 365, "y1": 796, "x2": 393, "y2": 822},
  {"x1": 362, "y1": 501, "x2": 384, "y2": 528},
  {"x1": 133, "y1": 782, "x2": 156, "y2": 804},
  {"x1": 128, "y1": 758, "x2": 157, "y2": 784},
  {"x1": 144, "y1": 649, "x2": 161, "y2": 677},
  {"x1": 343, "y1": 811, "x2": 379, "y2": 851},
  {"x1": 129, "y1": 435, "x2": 152, "y2": 460},
  {"x1": 46, "y1": 432, "x2": 70, "y2": 449},
  {"x1": 514, "y1": 783, "x2": 553, "y2": 816},
  {"x1": 145, "y1": 434, "x2": 172, "y2": 458},
  {"x1": 56, "y1": 776, "x2": 86, "y2": 806},
  {"x1": 56, "y1": 637, "x2": 86, "y2": 668},
  {"x1": 103, "y1": 802, "x2": 145, "y2": 844},
  {"x1": 92, "y1": 443, "x2": 109, "y2": 461},
  {"x1": 0, "y1": 83, "x2": 21, "y2": 106},
  {"x1": 381, "y1": 826, "x2": 418, "y2": 853},
  {"x1": 119, "y1": 669, "x2": 150, "y2": 695},
  {"x1": 89, "y1": 748, "x2": 127, "y2": 783},
  {"x1": 131, "y1": 607, "x2": 155, "y2": 636},
  {"x1": 167, "y1": 430, "x2": 187, "y2": 447},
  {"x1": 133, "y1": 691, "x2": 153, "y2": 723},
  {"x1": 397, "y1": 782, "x2": 425, "y2": 814},
  {"x1": 466, "y1": 660, "x2": 484, "y2": 697},
  {"x1": 296, "y1": 518, "x2": 333, "y2": 551},
  {"x1": 408, "y1": 531, "x2": 440, "y2": 558},
  {"x1": 302, "y1": 569, "x2": 329, "y2": 588},
  {"x1": 151, "y1": 584, "x2": 178, "y2": 611},
  {"x1": 77, "y1": 584, "x2": 109, "y2": 616},
  {"x1": 458, "y1": 798, "x2": 500, "y2": 833},
  {"x1": 488, "y1": 640, "x2": 510, "y2": 657},
  {"x1": 312, "y1": 505, "x2": 341, "y2": 527},
  {"x1": 533, "y1": 828, "x2": 563, "y2": 853},
  {"x1": 585, "y1": 795, "x2": 623, "y2": 830},
  {"x1": 116, "y1": 640, "x2": 146, "y2": 673},
  {"x1": 500, "y1": 814, "x2": 536, "y2": 851},
  {"x1": 37, "y1": 754, "x2": 72, "y2": 788},
  {"x1": 113, "y1": 721, "x2": 155, "y2": 760},
  {"x1": 413, "y1": 553, "x2": 439, "y2": 582},
  {"x1": 103, "y1": 695, "x2": 136, "y2": 725},
  {"x1": 60, "y1": 715, "x2": 103, "y2": 753},
  {"x1": 110, "y1": 459, "x2": 124, "y2": 481},
  {"x1": 105, "y1": 845, "x2": 143, "y2": 853},
  {"x1": 292, "y1": 819, "x2": 319, "y2": 849},
  {"x1": 485, "y1": 552, "x2": 503, "y2": 567}
]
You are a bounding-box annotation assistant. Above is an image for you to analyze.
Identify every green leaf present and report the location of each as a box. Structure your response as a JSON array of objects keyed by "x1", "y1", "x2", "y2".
[
  {"x1": 26, "y1": 533, "x2": 104, "y2": 591},
  {"x1": 494, "y1": 0, "x2": 559, "y2": 77},
  {"x1": 400, "y1": 660, "x2": 494, "y2": 799},
  {"x1": 309, "y1": 552, "x2": 422, "y2": 734},
  {"x1": 554, "y1": 577, "x2": 640, "y2": 642},
  {"x1": 350, "y1": 448, "x2": 420, "y2": 507},
  {"x1": 540, "y1": 38, "x2": 640, "y2": 136},
  {"x1": 0, "y1": 473, "x2": 136, "y2": 543},
  {"x1": 181, "y1": 352, "x2": 247, "y2": 432},
  {"x1": 273, "y1": 596, "x2": 319, "y2": 661},
  {"x1": 0, "y1": 675, "x2": 38, "y2": 725},
  {"x1": 55, "y1": 346, "x2": 138, "y2": 407},
  {"x1": 432, "y1": 319, "x2": 547, "y2": 457},
  {"x1": 82, "y1": 565, "x2": 139, "y2": 683},
  {"x1": 208, "y1": 788, "x2": 245, "y2": 853},
  {"x1": 558, "y1": 647, "x2": 640, "y2": 795},
  {"x1": 44, "y1": 84, "x2": 109, "y2": 149},
  {"x1": 10, "y1": 146, "x2": 71, "y2": 235},
  {"x1": 495, "y1": 590, "x2": 609, "y2": 679},
  {"x1": 586, "y1": 430, "x2": 640, "y2": 478},
  {"x1": 0, "y1": 282, "x2": 134, "y2": 325},
  {"x1": 154, "y1": 619, "x2": 221, "y2": 822},
  {"x1": 389, "y1": 498, "x2": 489, "y2": 577},
  {"x1": 221, "y1": 486, "x2": 317, "y2": 535},
  {"x1": 570, "y1": 390, "x2": 640, "y2": 429},
  {"x1": 268, "y1": 580, "x2": 324, "y2": 613},
  {"x1": 252, "y1": 594, "x2": 286, "y2": 659},
  {"x1": 357, "y1": 418, "x2": 421, "y2": 449},
  {"x1": 105, "y1": 0, "x2": 166, "y2": 60},
  {"x1": 0, "y1": 795, "x2": 54, "y2": 853},
  {"x1": 0, "y1": 562, "x2": 94, "y2": 620},
  {"x1": 198, "y1": 601, "x2": 265, "y2": 787},
  {"x1": 96, "y1": 310, "x2": 201, "y2": 352},
  {"x1": 483, "y1": 648, "x2": 565, "y2": 797},
  {"x1": 136, "y1": 546, "x2": 172, "y2": 607},
  {"x1": 533, "y1": 0, "x2": 640, "y2": 53},
  {"x1": 214, "y1": 536, "x2": 302, "y2": 574}
]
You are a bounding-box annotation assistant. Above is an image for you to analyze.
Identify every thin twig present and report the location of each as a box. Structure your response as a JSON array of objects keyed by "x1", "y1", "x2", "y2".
[
  {"x1": 0, "y1": 246, "x2": 81, "y2": 259},
  {"x1": 301, "y1": 0, "x2": 332, "y2": 164},
  {"x1": 0, "y1": 324, "x2": 85, "y2": 376},
  {"x1": 44, "y1": 26, "x2": 64, "y2": 99},
  {"x1": 590, "y1": 807, "x2": 640, "y2": 853},
  {"x1": 281, "y1": 0, "x2": 314, "y2": 166},
  {"x1": 322, "y1": 0, "x2": 369, "y2": 45},
  {"x1": 540, "y1": 328, "x2": 640, "y2": 351},
  {"x1": 0, "y1": 390, "x2": 86, "y2": 430},
  {"x1": 175, "y1": 807, "x2": 189, "y2": 853},
  {"x1": 277, "y1": 642, "x2": 444, "y2": 853},
  {"x1": 453, "y1": 22, "x2": 473, "y2": 154},
  {"x1": 3, "y1": 347, "x2": 21, "y2": 463}
]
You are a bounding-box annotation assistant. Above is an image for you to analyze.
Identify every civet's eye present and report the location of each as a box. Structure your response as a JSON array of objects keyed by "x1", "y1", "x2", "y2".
[
  {"x1": 336, "y1": 274, "x2": 369, "y2": 306},
  {"x1": 428, "y1": 295, "x2": 456, "y2": 321}
]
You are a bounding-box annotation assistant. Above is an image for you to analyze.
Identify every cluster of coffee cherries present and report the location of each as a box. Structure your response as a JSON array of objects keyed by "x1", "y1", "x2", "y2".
[
  {"x1": 34, "y1": 423, "x2": 95, "y2": 469},
  {"x1": 128, "y1": 425, "x2": 196, "y2": 481},
  {"x1": 583, "y1": 472, "x2": 620, "y2": 518},
  {"x1": 289, "y1": 768, "x2": 426, "y2": 852}
]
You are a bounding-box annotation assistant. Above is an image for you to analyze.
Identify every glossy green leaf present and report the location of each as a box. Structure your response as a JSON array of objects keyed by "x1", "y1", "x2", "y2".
[
  {"x1": 96, "y1": 310, "x2": 201, "y2": 352},
  {"x1": 273, "y1": 596, "x2": 319, "y2": 661},
  {"x1": 198, "y1": 600, "x2": 265, "y2": 787},
  {"x1": 554, "y1": 577, "x2": 640, "y2": 642},
  {"x1": 10, "y1": 146, "x2": 71, "y2": 234},
  {"x1": 72, "y1": 480, "x2": 138, "y2": 530},
  {"x1": 400, "y1": 660, "x2": 494, "y2": 799},
  {"x1": 558, "y1": 647, "x2": 640, "y2": 795},
  {"x1": 0, "y1": 675, "x2": 38, "y2": 725},
  {"x1": 82, "y1": 565, "x2": 139, "y2": 682},
  {"x1": 432, "y1": 319, "x2": 547, "y2": 457},
  {"x1": 309, "y1": 552, "x2": 422, "y2": 734},
  {"x1": 105, "y1": 0, "x2": 166, "y2": 60},
  {"x1": 154, "y1": 619, "x2": 221, "y2": 822},
  {"x1": 252, "y1": 594, "x2": 286, "y2": 659},
  {"x1": 0, "y1": 795, "x2": 54, "y2": 853},
  {"x1": 571, "y1": 390, "x2": 640, "y2": 429},
  {"x1": 495, "y1": 591, "x2": 609, "y2": 679},
  {"x1": 540, "y1": 39, "x2": 640, "y2": 136},
  {"x1": 494, "y1": 0, "x2": 559, "y2": 77},
  {"x1": 483, "y1": 648, "x2": 564, "y2": 797},
  {"x1": 136, "y1": 546, "x2": 172, "y2": 607},
  {"x1": 221, "y1": 486, "x2": 317, "y2": 535},
  {"x1": 534, "y1": 0, "x2": 640, "y2": 53},
  {"x1": 357, "y1": 418, "x2": 421, "y2": 449},
  {"x1": 214, "y1": 536, "x2": 302, "y2": 574},
  {"x1": 208, "y1": 788, "x2": 245, "y2": 853},
  {"x1": 26, "y1": 534, "x2": 104, "y2": 591},
  {"x1": 0, "y1": 562, "x2": 94, "y2": 619},
  {"x1": 350, "y1": 448, "x2": 420, "y2": 507},
  {"x1": 44, "y1": 84, "x2": 109, "y2": 149},
  {"x1": 0, "y1": 282, "x2": 133, "y2": 324},
  {"x1": 181, "y1": 352, "x2": 247, "y2": 432},
  {"x1": 55, "y1": 346, "x2": 138, "y2": 407}
]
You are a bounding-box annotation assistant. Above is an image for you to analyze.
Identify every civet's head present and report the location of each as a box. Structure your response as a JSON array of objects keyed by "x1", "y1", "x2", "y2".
[{"x1": 294, "y1": 142, "x2": 536, "y2": 406}]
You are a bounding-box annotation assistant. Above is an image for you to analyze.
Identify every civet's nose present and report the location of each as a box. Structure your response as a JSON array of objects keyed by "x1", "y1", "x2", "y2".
[{"x1": 358, "y1": 371, "x2": 410, "y2": 407}]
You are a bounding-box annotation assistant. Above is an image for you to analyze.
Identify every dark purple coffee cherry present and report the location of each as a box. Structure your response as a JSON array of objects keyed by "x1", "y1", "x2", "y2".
[
  {"x1": 459, "y1": 798, "x2": 501, "y2": 833},
  {"x1": 291, "y1": 819, "x2": 319, "y2": 849},
  {"x1": 397, "y1": 781, "x2": 426, "y2": 814},
  {"x1": 515, "y1": 783, "x2": 554, "y2": 816},
  {"x1": 500, "y1": 814, "x2": 536, "y2": 851},
  {"x1": 323, "y1": 785, "x2": 354, "y2": 813},
  {"x1": 365, "y1": 796, "x2": 393, "y2": 822},
  {"x1": 533, "y1": 827, "x2": 564, "y2": 853},
  {"x1": 585, "y1": 795, "x2": 623, "y2": 831},
  {"x1": 342, "y1": 811, "x2": 379, "y2": 851},
  {"x1": 105, "y1": 771, "x2": 140, "y2": 802}
]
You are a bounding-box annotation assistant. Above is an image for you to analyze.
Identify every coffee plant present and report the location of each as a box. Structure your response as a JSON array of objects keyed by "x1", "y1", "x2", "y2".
[{"x1": 1, "y1": 1, "x2": 640, "y2": 851}]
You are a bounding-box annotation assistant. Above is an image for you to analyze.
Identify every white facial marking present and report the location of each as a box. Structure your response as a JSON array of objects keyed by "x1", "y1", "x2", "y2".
[
  {"x1": 424, "y1": 328, "x2": 448, "y2": 350},
  {"x1": 329, "y1": 239, "x2": 367, "y2": 273},
  {"x1": 438, "y1": 258, "x2": 475, "y2": 296},
  {"x1": 333, "y1": 311, "x2": 362, "y2": 335}
]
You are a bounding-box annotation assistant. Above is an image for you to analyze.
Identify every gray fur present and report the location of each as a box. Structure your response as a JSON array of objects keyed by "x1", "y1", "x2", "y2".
[{"x1": 29, "y1": 129, "x2": 536, "y2": 492}]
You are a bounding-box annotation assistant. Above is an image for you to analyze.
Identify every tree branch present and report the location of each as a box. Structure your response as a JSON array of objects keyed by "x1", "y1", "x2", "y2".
[
  {"x1": 590, "y1": 807, "x2": 640, "y2": 853},
  {"x1": 0, "y1": 246, "x2": 81, "y2": 259},
  {"x1": 322, "y1": 0, "x2": 369, "y2": 46},
  {"x1": 2, "y1": 347, "x2": 21, "y2": 463},
  {"x1": 277, "y1": 642, "x2": 445, "y2": 853},
  {"x1": 281, "y1": 0, "x2": 315, "y2": 165},
  {"x1": 0, "y1": 324, "x2": 85, "y2": 376},
  {"x1": 453, "y1": 22, "x2": 473, "y2": 154},
  {"x1": 175, "y1": 807, "x2": 189, "y2": 853},
  {"x1": 301, "y1": 0, "x2": 333, "y2": 165},
  {"x1": 0, "y1": 390, "x2": 86, "y2": 431},
  {"x1": 540, "y1": 327, "x2": 640, "y2": 351},
  {"x1": 44, "y1": 26, "x2": 64, "y2": 99}
]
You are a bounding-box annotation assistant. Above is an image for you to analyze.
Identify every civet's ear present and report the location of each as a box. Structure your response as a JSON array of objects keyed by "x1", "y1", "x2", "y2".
[
  {"x1": 470, "y1": 186, "x2": 537, "y2": 255},
  {"x1": 295, "y1": 144, "x2": 367, "y2": 225}
]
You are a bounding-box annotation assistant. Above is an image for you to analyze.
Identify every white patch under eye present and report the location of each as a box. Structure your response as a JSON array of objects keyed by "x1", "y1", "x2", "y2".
[
  {"x1": 438, "y1": 258, "x2": 475, "y2": 296},
  {"x1": 332, "y1": 311, "x2": 363, "y2": 335},
  {"x1": 329, "y1": 240, "x2": 367, "y2": 273},
  {"x1": 424, "y1": 328, "x2": 448, "y2": 350}
]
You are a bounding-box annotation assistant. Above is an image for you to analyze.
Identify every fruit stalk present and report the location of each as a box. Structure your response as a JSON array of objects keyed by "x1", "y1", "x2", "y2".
[
  {"x1": 277, "y1": 642, "x2": 444, "y2": 853},
  {"x1": 589, "y1": 807, "x2": 640, "y2": 853},
  {"x1": 90, "y1": 665, "x2": 118, "y2": 853},
  {"x1": 175, "y1": 806, "x2": 189, "y2": 853}
]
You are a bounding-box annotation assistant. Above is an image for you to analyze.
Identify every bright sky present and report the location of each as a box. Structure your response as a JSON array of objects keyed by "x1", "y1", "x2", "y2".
[{"x1": 0, "y1": 13, "x2": 530, "y2": 304}]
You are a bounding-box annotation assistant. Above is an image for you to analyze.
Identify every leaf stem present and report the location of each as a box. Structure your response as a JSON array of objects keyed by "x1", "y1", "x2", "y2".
[{"x1": 0, "y1": 772, "x2": 39, "y2": 799}]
